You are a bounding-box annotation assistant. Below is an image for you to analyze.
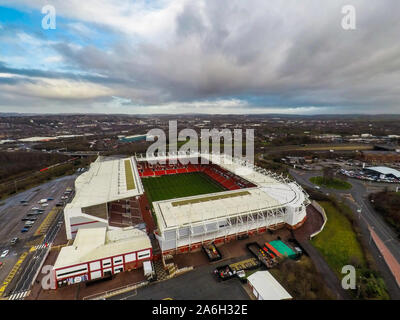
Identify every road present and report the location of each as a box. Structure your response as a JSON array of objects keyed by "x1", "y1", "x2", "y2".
[
  {"x1": 7, "y1": 208, "x2": 66, "y2": 299},
  {"x1": 290, "y1": 168, "x2": 400, "y2": 298},
  {"x1": 0, "y1": 175, "x2": 76, "y2": 298},
  {"x1": 109, "y1": 262, "x2": 250, "y2": 300}
]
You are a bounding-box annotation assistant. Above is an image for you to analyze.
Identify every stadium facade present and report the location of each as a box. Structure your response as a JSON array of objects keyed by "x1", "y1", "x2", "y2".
[{"x1": 64, "y1": 152, "x2": 310, "y2": 256}]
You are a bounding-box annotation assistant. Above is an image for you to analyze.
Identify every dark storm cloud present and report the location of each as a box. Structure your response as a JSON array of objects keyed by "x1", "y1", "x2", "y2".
[{"x1": 1, "y1": 0, "x2": 400, "y2": 113}]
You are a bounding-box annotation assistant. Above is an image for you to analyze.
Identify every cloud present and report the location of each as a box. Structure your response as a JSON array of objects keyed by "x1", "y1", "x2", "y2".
[{"x1": 0, "y1": 0, "x2": 399, "y2": 113}]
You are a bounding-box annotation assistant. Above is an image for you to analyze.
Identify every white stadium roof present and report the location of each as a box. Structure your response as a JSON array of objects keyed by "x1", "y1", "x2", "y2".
[
  {"x1": 366, "y1": 166, "x2": 400, "y2": 178},
  {"x1": 66, "y1": 156, "x2": 143, "y2": 210},
  {"x1": 146, "y1": 152, "x2": 306, "y2": 232}
]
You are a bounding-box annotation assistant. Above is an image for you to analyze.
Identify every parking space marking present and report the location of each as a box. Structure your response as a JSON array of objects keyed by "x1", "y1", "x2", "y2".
[
  {"x1": 0, "y1": 251, "x2": 29, "y2": 297},
  {"x1": 34, "y1": 208, "x2": 60, "y2": 236}
]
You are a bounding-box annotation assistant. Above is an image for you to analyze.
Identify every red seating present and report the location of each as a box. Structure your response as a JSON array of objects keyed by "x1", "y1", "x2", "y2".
[{"x1": 138, "y1": 161, "x2": 254, "y2": 191}]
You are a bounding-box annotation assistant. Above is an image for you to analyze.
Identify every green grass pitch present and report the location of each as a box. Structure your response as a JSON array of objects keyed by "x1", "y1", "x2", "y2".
[{"x1": 141, "y1": 172, "x2": 226, "y2": 204}]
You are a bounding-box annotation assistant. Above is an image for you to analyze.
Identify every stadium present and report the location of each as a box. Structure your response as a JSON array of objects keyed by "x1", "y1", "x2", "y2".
[{"x1": 64, "y1": 152, "x2": 310, "y2": 257}]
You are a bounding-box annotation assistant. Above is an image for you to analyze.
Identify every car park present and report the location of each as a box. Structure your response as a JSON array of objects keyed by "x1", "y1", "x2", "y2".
[{"x1": 1, "y1": 250, "x2": 9, "y2": 258}]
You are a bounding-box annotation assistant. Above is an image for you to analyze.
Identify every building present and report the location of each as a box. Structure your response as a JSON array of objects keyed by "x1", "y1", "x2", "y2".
[
  {"x1": 64, "y1": 156, "x2": 145, "y2": 239},
  {"x1": 247, "y1": 271, "x2": 292, "y2": 300},
  {"x1": 364, "y1": 166, "x2": 400, "y2": 179},
  {"x1": 53, "y1": 227, "x2": 152, "y2": 288},
  {"x1": 118, "y1": 134, "x2": 150, "y2": 143},
  {"x1": 137, "y1": 152, "x2": 309, "y2": 255},
  {"x1": 64, "y1": 152, "x2": 309, "y2": 258}
]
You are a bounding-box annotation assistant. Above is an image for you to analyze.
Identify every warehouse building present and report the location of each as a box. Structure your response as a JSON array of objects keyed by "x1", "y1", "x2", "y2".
[
  {"x1": 53, "y1": 227, "x2": 152, "y2": 288},
  {"x1": 364, "y1": 166, "x2": 400, "y2": 179}
]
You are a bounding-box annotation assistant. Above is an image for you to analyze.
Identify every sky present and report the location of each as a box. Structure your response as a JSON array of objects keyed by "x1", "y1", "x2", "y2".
[{"x1": 0, "y1": 0, "x2": 399, "y2": 115}]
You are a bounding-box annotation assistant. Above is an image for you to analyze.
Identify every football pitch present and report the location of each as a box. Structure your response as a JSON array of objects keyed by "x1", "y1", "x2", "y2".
[{"x1": 142, "y1": 172, "x2": 226, "y2": 204}]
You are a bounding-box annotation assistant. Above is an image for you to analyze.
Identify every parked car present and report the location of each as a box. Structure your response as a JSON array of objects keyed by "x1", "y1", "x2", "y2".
[
  {"x1": 1, "y1": 250, "x2": 9, "y2": 258},
  {"x1": 47, "y1": 198, "x2": 54, "y2": 201},
  {"x1": 41, "y1": 203, "x2": 49, "y2": 207},
  {"x1": 21, "y1": 228, "x2": 29, "y2": 233},
  {"x1": 0, "y1": 261, "x2": 3, "y2": 268},
  {"x1": 10, "y1": 237, "x2": 19, "y2": 245},
  {"x1": 31, "y1": 207, "x2": 40, "y2": 211}
]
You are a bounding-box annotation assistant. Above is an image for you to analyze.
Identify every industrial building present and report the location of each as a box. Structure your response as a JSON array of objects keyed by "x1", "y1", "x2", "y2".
[
  {"x1": 118, "y1": 134, "x2": 149, "y2": 143},
  {"x1": 364, "y1": 166, "x2": 400, "y2": 180},
  {"x1": 53, "y1": 227, "x2": 152, "y2": 288}
]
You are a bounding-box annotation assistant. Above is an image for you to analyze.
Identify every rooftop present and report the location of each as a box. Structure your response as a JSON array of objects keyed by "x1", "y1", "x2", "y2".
[
  {"x1": 66, "y1": 156, "x2": 143, "y2": 210},
  {"x1": 366, "y1": 166, "x2": 400, "y2": 178},
  {"x1": 248, "y1": 270, "x2": 292, "y2": 300},
  {"x1": 54, "y1": 227, "x2": 151, "y2": 269},
  {"x1": 147, "y1": 153, "x2": 306, "y2": 232}
]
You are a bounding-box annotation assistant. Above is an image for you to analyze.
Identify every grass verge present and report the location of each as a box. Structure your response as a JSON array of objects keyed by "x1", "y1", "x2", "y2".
[{"x1": 311, "y1": 200, "x2": 389, "y2": 299}]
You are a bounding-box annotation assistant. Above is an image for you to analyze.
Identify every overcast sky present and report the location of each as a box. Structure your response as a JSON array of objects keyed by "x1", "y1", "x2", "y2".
[{"x1": 0, "y1": 0, "x2": 399, "y2": 114}]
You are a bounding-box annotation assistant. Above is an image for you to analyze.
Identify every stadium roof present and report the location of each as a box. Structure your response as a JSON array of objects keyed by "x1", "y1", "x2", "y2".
[
  {"x1": 54, "y1": 227, "x2": 151, "y2": 269},
  {"x1": 366, "y1": 166, "x2": 400, "y2": 178},
  {"x1": 67, "y1": 156, "x2": 143, "y2": 209},
  {"x1": 248, "y1": 271, "x2": 292, "y2": 300},
  {"x1": 141, "y1": 152, "x2": 307, "y2": 232},
  {"x1": 153, "y1": 183, "x2": 305, "y2": 232}
]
